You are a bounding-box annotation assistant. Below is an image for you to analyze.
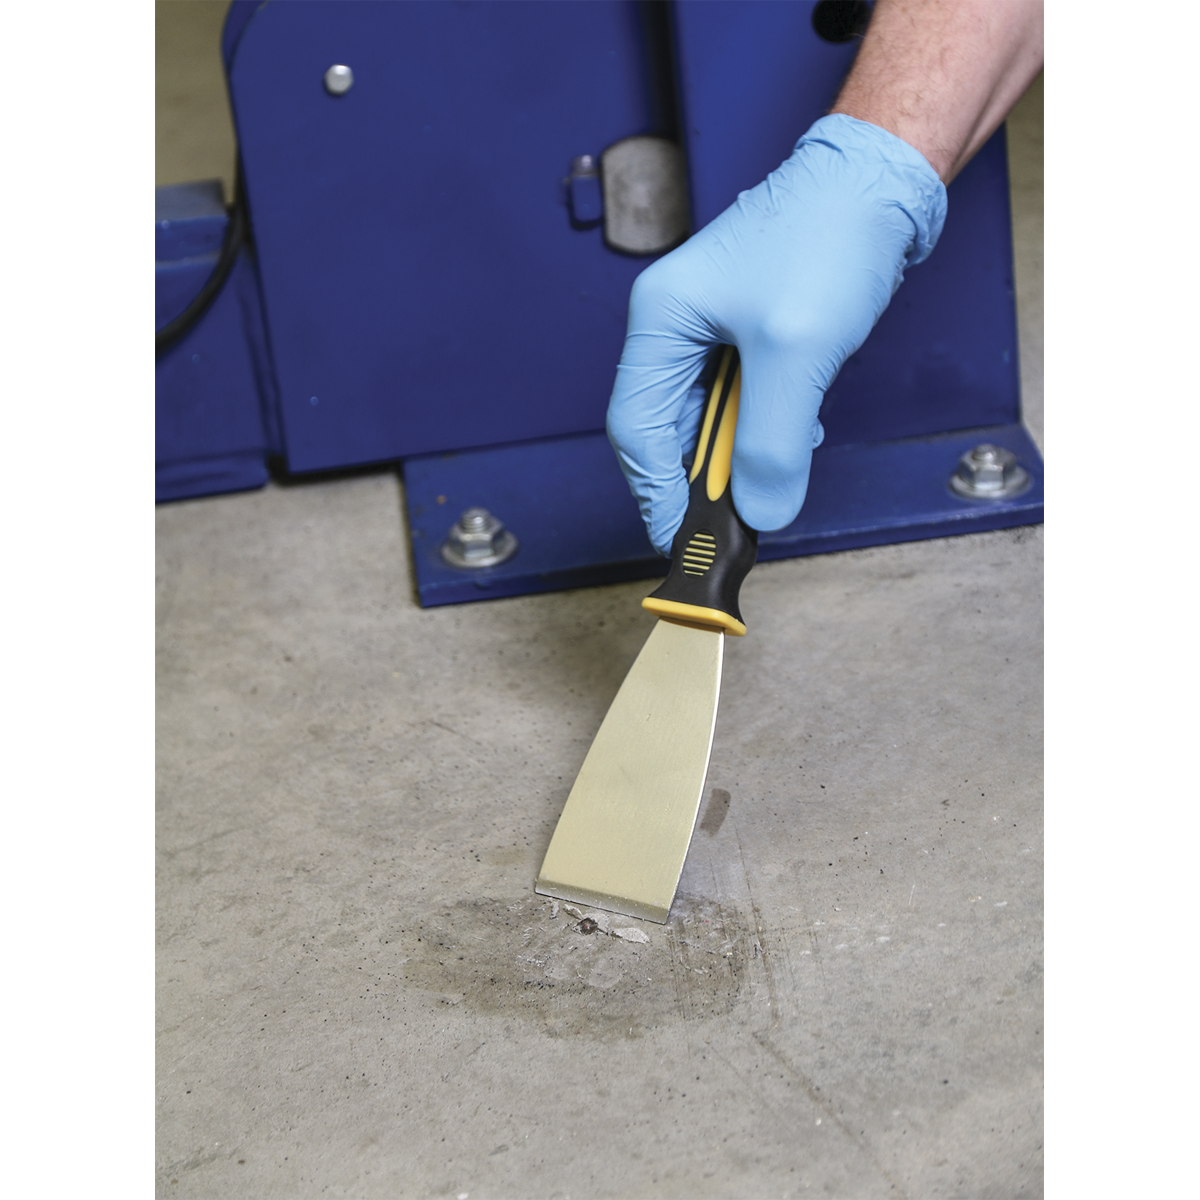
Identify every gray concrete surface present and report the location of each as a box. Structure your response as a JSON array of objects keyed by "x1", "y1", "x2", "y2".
[
  {"x1": 156, "y1": 0, "x2": 237, "y2": 200},
  {"x1": 157, "y1": 11, "x2": 1043, "y2": 1198}
]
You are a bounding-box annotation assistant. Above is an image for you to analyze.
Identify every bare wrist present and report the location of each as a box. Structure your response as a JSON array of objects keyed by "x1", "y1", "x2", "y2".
[{"x1": 830, "y1": 0, "x2": 1043, "y2": 184}]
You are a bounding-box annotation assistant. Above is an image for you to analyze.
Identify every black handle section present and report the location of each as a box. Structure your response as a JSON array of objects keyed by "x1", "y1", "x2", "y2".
[{"x1": 644, "y1": 346, "x2": 757, "y2": 633}]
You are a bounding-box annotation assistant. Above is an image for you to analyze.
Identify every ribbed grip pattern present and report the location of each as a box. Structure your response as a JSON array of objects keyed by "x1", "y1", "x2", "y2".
[{"x1": 681, "y1": 531, "x2": 716, "y2": 576}]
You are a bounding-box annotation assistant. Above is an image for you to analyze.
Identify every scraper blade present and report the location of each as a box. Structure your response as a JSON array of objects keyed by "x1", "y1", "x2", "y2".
[
  {"x1": 535, "y1": 618, "x2": 723, "y2": 923},
  {"x1": 535, "y1": 346, "x2": 757, "y2": 923}
]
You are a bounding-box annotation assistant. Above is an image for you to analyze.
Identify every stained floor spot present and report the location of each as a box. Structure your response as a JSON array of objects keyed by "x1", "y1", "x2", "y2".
[{"x1": 699, "y1": 788, "x2": 732, "y2": 836}]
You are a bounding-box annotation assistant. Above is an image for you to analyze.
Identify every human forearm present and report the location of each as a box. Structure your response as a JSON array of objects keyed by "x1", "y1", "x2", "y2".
[{"x1": 832, "y1": 0, "x2": 1044, "y2": 182}]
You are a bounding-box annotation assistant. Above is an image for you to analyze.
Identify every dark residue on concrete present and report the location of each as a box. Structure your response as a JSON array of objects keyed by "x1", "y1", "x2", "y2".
[{"x1": 699, "y1": 788, "x2": 732, "y2": 836}]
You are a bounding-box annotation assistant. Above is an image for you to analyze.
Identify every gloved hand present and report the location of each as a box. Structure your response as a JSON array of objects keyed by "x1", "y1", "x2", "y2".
[{"x1": 606, "y1": 113, "x2": 948, "y2": 556}]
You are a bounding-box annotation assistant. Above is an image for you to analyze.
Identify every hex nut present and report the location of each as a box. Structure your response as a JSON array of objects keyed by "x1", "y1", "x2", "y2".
[
  {"x1": 324, "y1": 64, "x2": 354, "y2": 96},
  {"x1": 949, "y1": 443, "x2": 1031, "y2": 500},
  {"x1": 440, "y1": 507, "x2": 518, "y2": 569}
]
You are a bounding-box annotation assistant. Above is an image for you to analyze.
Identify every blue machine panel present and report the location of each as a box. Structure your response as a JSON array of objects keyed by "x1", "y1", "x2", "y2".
[
  {"x1": 227, "y1": 0, "x2": 672, "y2": 473},
  {"x1": 155, "y1": 180, "x2": 274, "y2": 502},
  {"x1": 207, "y1": 0, "x2": 1041, "y2": 604},
  {"x1": 672, "y1": 0, "x2": 1021, "y2": 448},
  {"x1": 404, "y1": 426, "x2": 1042, "y2": 608}
]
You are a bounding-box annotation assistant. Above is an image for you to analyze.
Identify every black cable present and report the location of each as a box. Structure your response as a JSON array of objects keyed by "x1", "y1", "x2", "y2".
[{"x1": 155, "y1": 166, "x2": 248, "y2": 355}]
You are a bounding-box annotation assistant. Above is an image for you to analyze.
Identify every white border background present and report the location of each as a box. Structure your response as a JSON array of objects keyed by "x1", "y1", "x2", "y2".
[
  {"x1": 3, "y1": 0, "x2": 1196, "y2": 1194},
  {"x1": 4, "y1": 0, "x2": 152, "y2": 1190},
  {"x1": 1046, "y1": 0, "x2": 1197, "y2": 1193}
]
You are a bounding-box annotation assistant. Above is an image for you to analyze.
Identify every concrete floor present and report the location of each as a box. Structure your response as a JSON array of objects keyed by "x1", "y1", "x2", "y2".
[{"x1": 157, "y1": 10, "x2": 1043, "y2": 1197}]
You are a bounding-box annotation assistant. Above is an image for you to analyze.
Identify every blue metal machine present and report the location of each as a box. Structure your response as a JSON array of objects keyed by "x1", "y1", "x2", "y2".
[
  {"x1": 155, "y1": 180, "x2": 278, "y2": 500},
  {"x1": 156, "y1": 0, "x2": 1042, "y2": 605}
]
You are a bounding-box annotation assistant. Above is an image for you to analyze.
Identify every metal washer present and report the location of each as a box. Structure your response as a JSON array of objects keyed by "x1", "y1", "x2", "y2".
[{"x1": 441, "y1": 529, "x2": 518, "y2": 569}]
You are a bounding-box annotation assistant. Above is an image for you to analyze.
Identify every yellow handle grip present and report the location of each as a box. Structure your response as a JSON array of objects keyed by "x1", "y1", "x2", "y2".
[
  {"x1": 687, "y1": 345, "x2": 742, "y2": 501},
  {"x1": 641, "y1": 345, "x2": 757, "y2": 636}
]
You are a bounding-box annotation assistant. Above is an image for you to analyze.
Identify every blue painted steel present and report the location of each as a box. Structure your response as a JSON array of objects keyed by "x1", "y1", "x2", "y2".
[
  {"x1": 208, "y1": 0, "x2": 1041, "y2": 600},
  {"x1": 568, "y1": 173, "x2": 604, "y2": 229},
  {"x1": 673, "y1": 1, "x2": 865, "y2": 230},
  {"x1": 404, "y1": 425, "x2": 1042, "y2": 608},
  {"x1": 155, "y1": 181, "x2": 275, "y2": 502},
  {"x1": 156, "y1": 179, "x2": 228, "y2": 261},
  {"x1": 221, "y1": 0, "x2": 262, "y2": 68},
  {"x1": 757, "y1": 424, "x2": 1043, "y2": 560},
  {"x1": 672, "y1": 0, "x2": 1021, "y2": 448},
  {"x1": 226, "y1": 0, "x2": 670, "y2": 474},
  {"x1": 405, "y1": 434, "x2": 656, "y2": 608}
]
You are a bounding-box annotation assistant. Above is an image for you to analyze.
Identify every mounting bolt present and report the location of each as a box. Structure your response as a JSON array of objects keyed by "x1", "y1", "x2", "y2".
[
  {"x1": 324, "y1": 64, "x2": 354, "y2": 96},
  {"x1": 949, "y1": 443, "x2": 1031, "y2": 500},
  {"x1": 440, "y1": 507, "x2": 519, "y2": 569}
]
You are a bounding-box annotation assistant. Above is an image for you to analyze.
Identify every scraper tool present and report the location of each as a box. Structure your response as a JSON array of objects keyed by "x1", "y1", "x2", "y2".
[{"x1": 535, "y1": 346, "x2": 757, "y2": 922}]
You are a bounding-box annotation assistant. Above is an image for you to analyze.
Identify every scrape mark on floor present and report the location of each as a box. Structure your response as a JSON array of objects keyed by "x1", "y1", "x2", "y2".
[
  {"x1": 391, "y1": 892, "x2": 753, "y2": 1038},
  {"x1": 735, "y1": 824, "x2": 781, "y2": 1028}
]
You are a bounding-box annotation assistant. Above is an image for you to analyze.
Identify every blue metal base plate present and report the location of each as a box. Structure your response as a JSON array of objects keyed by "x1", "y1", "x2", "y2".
[
  {"x1": 156, "y1": 452, "x2": 270, "y2": 504},
  {"x1": 403, "y1": 425, "x2": 1043, "y2": 608}
]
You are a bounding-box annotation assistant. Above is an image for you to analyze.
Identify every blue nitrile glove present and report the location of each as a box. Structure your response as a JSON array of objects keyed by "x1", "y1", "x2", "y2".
[{"x1": 606, "y1": 114, "x2": 948, "y2": 555}]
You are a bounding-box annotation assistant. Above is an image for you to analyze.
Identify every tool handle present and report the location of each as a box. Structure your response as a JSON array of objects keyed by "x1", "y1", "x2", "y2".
[{"x1": 642, "y1": 346, "x2": 758, "y2": 636}]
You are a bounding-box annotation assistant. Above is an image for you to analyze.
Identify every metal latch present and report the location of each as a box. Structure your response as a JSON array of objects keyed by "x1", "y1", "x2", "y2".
[{"x1": 566, "y1": 137, "x2": 690, "y2": 256}]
